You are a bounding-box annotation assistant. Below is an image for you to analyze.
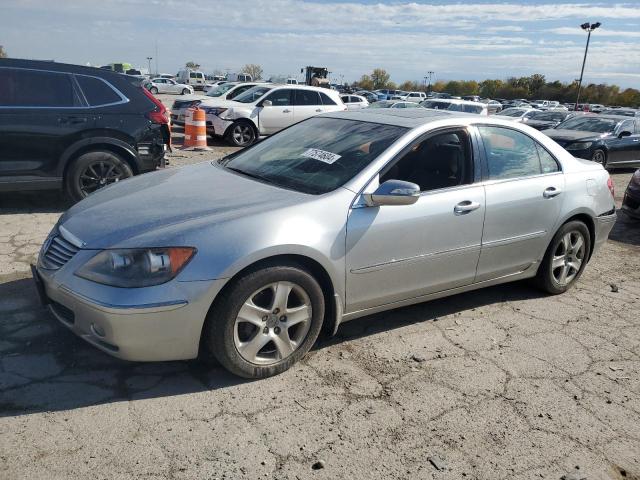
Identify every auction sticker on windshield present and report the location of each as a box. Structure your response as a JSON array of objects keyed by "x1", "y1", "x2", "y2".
[{"x1": 302, "y1": 148, "x2": 342, "y2": 164}]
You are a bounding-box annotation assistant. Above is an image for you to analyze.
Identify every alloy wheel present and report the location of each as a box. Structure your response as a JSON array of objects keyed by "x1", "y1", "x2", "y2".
[
  {"x1": 233, "y1": 281, "x2": 312, "y2": 365},
  {"x1": 592, "y1": 150, "x2": 606, "y2": 165},
  {"x1": 551, "y1": 231, "x2": 585, "y2": 286},
  {"x1": 79, "y1": 161, "x2": 128, "y2": 196},
  {"x1": 232, "y1": 124, "x2": 254, "y2": 146}
]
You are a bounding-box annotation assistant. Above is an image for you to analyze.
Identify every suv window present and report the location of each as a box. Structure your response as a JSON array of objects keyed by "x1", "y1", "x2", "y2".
[
  {"x1": 380, "y1": 130, "x2": 473, "y2": 191},
  {"x1": 478, "y1": 126, "x2": 547, "y2": 180},
  {"x1": 0, "y1": 68, "x2": 80, "y2": 107},
  {"x1": 294, "y1": 89, "x2": 321, "y2": 106},
  {"x1": 264, "y1": 89, "x2": 292, "y2": 106},
  {"x1": 319, "y1": 91, "x2": 337, "y2": 106},
  {"x1": 75, "y1": 75, "x2": 122, "y2": 106}
]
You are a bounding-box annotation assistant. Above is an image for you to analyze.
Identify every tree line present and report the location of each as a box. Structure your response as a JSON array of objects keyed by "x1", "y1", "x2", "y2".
[{"x1": 355, "y1": 69, "x2": 640, "y2": 107}]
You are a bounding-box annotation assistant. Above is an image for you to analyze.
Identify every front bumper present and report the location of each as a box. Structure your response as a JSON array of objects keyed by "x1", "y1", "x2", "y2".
[
  {"x1": 35, "y1": 254, "x2": 227, "y2": 362},
  {"x1": 206, "y1": 115, "x2": 233, "y2": 137},
  {"x1": 593, "y1": 211, "x2": 617, "y2": 255}
]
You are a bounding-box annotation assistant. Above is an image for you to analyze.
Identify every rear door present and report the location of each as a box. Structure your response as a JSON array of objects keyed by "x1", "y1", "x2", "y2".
[
  {"x1": 475, "y1": 125, "x2": 564, "y2": 281},
  {"x1": 258, "y1": 88, "x2": 293, "y2": 134},
  {"x1": 293, "y1": 89, "x2": 323, "y2": 122},
  {"x1": 0, "y1": 67, "x2": 90, "y2": 183}
]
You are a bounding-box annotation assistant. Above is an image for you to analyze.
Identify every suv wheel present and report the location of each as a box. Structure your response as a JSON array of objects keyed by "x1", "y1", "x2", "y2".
[
  {"x1": 226, "y1": 120, "x2": 256, "y2": 147},
  {"x1": 65, "y1": 150, "x2": 133, "y2": 202},
  {"x1": 204, "y1": 264, "x2": 325, "y2": 378},
  {"x1": 534, "y1": 221, "x2": 591, "y2": 294}
]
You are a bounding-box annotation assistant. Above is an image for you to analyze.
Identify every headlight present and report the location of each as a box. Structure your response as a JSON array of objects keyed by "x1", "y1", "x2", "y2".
[
  {"x1": 566, "y1": 141, "x2": 593, "y2": 150},
  {"x1": 75, "y1": 247, "x2": 196, "y2": 288},
  {"x1": 202, "y1": 107, "x2": 228, "y2": 117}
]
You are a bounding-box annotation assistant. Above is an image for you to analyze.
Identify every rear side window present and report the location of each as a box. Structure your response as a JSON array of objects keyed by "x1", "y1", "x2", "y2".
[
  {"x1": 536, "y1": 144, "x2": 560, "y2": 173},
  {"x1": 319, "y1": 91, "x2": 337, "y2": 105},
  {"x1": 0, "y1": 68, "x2": 80, "y2": 107},
  {"x1": 478, "y1": 126, "x2": 541, "y2": 180},
  {"x1": 75, "y1": 75, "x2": 123, "y2": 106},
  {"x1": 294, "y1": 89, "x2": 321, "y2": 106}
]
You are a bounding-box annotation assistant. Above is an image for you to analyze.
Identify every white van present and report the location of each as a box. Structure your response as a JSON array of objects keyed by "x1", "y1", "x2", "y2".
[
  {"x1": 226, "y1": 72, "x2": 253, "y2": 82},
  {"x1": 177, "y1": 69, "x2": 206, "y2": 90}
]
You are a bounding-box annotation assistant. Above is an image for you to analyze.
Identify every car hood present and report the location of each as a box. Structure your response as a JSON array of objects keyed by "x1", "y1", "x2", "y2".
[
  {"x1": 58, "y1": 162, "x2": 310, "y2": 249},
  {"x1": 542, "y1": 129, "x2": 603, "y2": 143}
]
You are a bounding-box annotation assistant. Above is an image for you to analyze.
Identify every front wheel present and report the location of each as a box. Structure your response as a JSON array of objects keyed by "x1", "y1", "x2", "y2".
[
  {"x1": 149, "y1": 87, "x2": 158, "y2": 94},
  {"x1": 591, "y1": 149, "x2": 607, "y2": 167},
  {"x1": 534, "y1": 221, "x2": 591, "y2": 294},
  {"x1": 204, "y1": 264, "x2": 325, "y2": 378},
  {"x1": 65, "y1": 150, "x2": 133, "y2": 202},
  {"x1": 226, "y1": 121, "x2": 256, "y2": 147},
  {"x1": 181, "y1": 88, "x2": 190, "y2": 95}
]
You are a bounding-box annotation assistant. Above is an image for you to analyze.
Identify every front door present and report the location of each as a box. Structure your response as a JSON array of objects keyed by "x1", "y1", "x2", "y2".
[
  {"x1": 258, "y1": 89, "x2": 294, "y2": 135},
  {"x1": 345, "y1": 128, "x2": 485, "y2": 313},
  {"x1": 475, "y1": 125, "x2": 564, "y2": 281}
]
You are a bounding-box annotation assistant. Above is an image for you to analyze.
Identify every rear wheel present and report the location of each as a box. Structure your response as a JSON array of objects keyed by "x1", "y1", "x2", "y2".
[
  {"x1": 204, "y1": 264, "x2": 325, "y2": 378},
  {"x1": 592, "y1": 149, "x2": 607, "y2": 167},
  {"x1": 226, "y1": 120, "x2": 256, "y2": 147},
  {"x1": 65, "y1": 150, "x2": 133, "y2": 202},
  {"x1": 534, "y1": 221, "x2": 591, "y2": 294}
]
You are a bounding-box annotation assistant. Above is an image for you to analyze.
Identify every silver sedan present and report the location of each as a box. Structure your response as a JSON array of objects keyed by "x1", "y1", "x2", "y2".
[{"x1": 34, "y1": 110, "x2": 617, "y2": 378}]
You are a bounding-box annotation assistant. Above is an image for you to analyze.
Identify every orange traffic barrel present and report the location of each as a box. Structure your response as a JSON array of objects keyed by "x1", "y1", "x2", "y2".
[{"x1": 183, "y1": 107, "x2": 210, "y2": 150}]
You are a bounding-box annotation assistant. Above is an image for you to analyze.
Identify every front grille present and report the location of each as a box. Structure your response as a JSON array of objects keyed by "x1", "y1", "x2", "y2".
[
  {"x1": 624, "y1": 194, "x2": 640, "y2": 210},
  {"x1": 43, "y1": 234, "x2": 80, "y2": 269},
  {"x1": 50, "y1": 301, "x2": 75, "y2": 324}
]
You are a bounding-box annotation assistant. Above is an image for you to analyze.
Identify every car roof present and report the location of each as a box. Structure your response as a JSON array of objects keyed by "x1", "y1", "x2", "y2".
[
  {"x1": 324, "y1": 108, "x2": 465, "y2": 127},
  {"x1": 590, "y1": 114, "x2": 634, "y2": 121},
  {"x1": 0, "y1": 58, "x2": 130, "y2": 81}
]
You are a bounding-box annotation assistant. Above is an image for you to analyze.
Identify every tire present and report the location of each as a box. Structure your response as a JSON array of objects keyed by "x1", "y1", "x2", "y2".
[
  {"x1": 65, "y1": 150, "x2": 133, "y2": 202},
  {"x1": 534, "y1": 221, "x2": 591, "y2": 295},
  {"x1": 226, "y1": 120, "x2": 256, "y2": 147},
  {"x1": 150, "y1": 87, "x2": 158, "y2": 94},
  {"x1": 181, "y1": 88, "x2": 190, "y2": 95},
  {"x1": 591, "y1": 149, "x2": 607, "y2": 167},
  {"x1": 203, "y1": 263, "x2": 325, "y2": 378}
]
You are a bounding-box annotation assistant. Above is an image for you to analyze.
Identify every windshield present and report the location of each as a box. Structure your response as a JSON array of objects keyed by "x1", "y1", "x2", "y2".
[
  {"x1": 222, "y1": 117, "x2": 407, "y2": 194},
  {"x1": 206, "y1": 83, "x2": 236, "y2": 97},
  {"x1": 422, "y1": 100, "x2": 450, "y2": 109},
  {"x1": 233, "y1": 86, "x2": 272, "y2": 103},
  {"x1": 556, "y1": 117, "x2": 618, "y2": 133},
  {"x1": 500, "y1": 108, "x2": 527, "y2": 117},
  {"x1": 531, "y1": 111, "x2": 566, "y2": 121}
]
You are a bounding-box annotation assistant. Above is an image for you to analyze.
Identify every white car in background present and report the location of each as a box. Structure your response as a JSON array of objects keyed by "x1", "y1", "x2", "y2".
[
  {"x1": 171, "y1": 82, "x2": 268, "y2": 124},
  {"x1": 340, "y1": 94, "x2": 370, "y2": 110},
  {"x1": 495, "y1": 107, "x2": 543, "y2": 123},
  {"x1": 400, "y1": 91, "x2": 427, "y2": 103},
  {"x1": 421, "y1": 99, "x2": 489, "y2": 115},
  {"x1": 147, "y1": 78, "x2": 194, "y2": 95},
  {"x1": 205, "y1": 85, "x2": 346, "y2": 146},
  {"x1": 203, "y1": 80, "x2": 228, "y2": 93}
]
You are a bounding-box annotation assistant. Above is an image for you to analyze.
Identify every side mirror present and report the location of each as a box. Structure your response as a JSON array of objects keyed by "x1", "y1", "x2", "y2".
[
  {"x1": 261, "y1": 100, "x2": 272, "y2": 107},
  {"x1": 363, "y1": 180, "x2": 420, "y2": 207},
  {"x1": 619, "y1": 130, "x2": 632, "y2": 138}
]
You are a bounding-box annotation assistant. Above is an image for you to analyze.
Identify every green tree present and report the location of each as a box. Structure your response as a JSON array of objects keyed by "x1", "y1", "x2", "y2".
[
  {"x1": 357, "y1": 74, "x2": 374, "y2": 91},
  {"x1": 0, "y1": 45, "x2": 7, "y2": 58},
  {"x1": 241, "y1": 64, "x2": 263, "y2": 80},
  {"x1": 371, "y1": 68, "x2": 391, "y2": 89},
  {"x1": 529, "y1": 74, "x2": 546, "y2": 96},
  {"x1": 479, "y1": 79, "x2": 503, "y2": 98},
  {"x1": 399, "y1": 80, "x2": 421, "y2": 92},
  {"x1": 185, "y1": 61, "x2": 200, "y2": 69}
]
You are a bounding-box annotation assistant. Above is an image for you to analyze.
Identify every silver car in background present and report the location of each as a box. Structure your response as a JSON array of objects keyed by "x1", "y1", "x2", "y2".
[{"x1": 34, "y1": 110, "x2": 617, "y2": 378}]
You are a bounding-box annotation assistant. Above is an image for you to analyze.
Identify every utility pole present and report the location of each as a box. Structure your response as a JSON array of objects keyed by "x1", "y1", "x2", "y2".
[
  {"x1": 146, "y1": 57, "x2": 153, "y2": 76},
  {"x1": 426, "y1": 71, "x2": 434, "y2": 92},
  {"x1": 575, "y1": 22, "x2": 601, "y2": 110}
]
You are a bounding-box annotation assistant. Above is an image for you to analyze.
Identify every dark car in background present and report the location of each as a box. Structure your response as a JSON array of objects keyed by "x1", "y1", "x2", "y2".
[
  {"x1": 542, "y1": 115, "x2": 640, "y2": 169},
  {"x1": 525, "y1": 110, "x2": 572, "y2": 130},
  {"x1": 622, "y1": 169, "x2": 640, "y2": 219},
  {"x1": 0, "y1": 59, "x2": 170, "y2": 201},
  {"x1": 600, "y1": 108, "x2": 640, "y2": 118}
]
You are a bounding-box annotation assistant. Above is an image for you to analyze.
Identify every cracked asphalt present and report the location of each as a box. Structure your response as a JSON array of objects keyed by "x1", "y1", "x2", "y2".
[{"x1": 1, "y1": 102, "x2": 639, "y2": 479}]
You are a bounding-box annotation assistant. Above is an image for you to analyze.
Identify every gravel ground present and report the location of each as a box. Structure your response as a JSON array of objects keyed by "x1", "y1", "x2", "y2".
[{"x1": 1, "y1": 96, "x2": 639, "y2": 479}]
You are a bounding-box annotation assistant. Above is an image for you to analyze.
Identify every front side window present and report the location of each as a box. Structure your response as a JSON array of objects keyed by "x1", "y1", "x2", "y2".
[
  {"x1": 75, "y1": 75, "x2": 122, "y2": 106},
  {"x1": 264, "y1": 89, "x2": 292, "y2": 106},
  {"x1": 380, "y1": 130, "x2": 473, "y2": 191},
  {"x1": 0, "y1": 68, "x2": 79, "y2": 107},
  {"x1": 478, "y1": 126, "x2": 544, "y2": 180},
  {"x1": 222, "y1": 117, "x2": 407, "y2": 194}
]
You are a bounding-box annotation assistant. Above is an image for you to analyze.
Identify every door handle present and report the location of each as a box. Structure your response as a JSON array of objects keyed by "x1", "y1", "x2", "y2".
[
  {"x1": 315, "y1": 109, "x2": 322, "y2": 112},
  {"x1": 283, "y1": 109, "x2": 291, "y2": 113},
  {"x1": 543, "y1": 187, "x2": 562, "y2": 198},
  {"x1": 58, "y1": 117, "x2": 87, "y2": 125},
  {"x1": 454, "y1": 200, "x2": 481, "y2": 215}
]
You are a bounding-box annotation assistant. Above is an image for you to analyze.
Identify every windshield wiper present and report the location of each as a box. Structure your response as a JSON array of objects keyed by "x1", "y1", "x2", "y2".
[{"x1": 225, "y1": 166, "x2": 272, "y2": 183}]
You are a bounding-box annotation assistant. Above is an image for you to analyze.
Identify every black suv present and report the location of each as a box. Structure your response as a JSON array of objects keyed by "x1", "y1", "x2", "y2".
[{"x1": 0, "y1": 59, "x2": 170, "y2": 201}]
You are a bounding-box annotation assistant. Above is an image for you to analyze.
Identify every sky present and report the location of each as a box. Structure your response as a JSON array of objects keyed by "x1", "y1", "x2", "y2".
[{"x1": 1, "y1": 0, "x2": 640, "y2": 88}]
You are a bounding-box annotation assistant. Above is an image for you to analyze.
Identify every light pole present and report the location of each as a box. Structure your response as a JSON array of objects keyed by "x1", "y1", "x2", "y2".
[
  {"x1": 575, "y1": 22, "x2": 600, "y2": 110},
  {"x1": 426, "y1": 71, "x2": 434, "y2": 92},
  {"x1": 146, "y1": 56, "x2": 153, "y2": 76}
]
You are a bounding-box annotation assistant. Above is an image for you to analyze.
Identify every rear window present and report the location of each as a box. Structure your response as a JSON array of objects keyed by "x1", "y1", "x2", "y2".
[
  {"x1": 319, "y1": 91, "x2": 337, "y2": 105},
  {"x1": 75, "y1": 75, "x2": 123, "y2": 106},
  {"x1": 0, "y1": 67, "x2": 80, "y2": 107}
]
